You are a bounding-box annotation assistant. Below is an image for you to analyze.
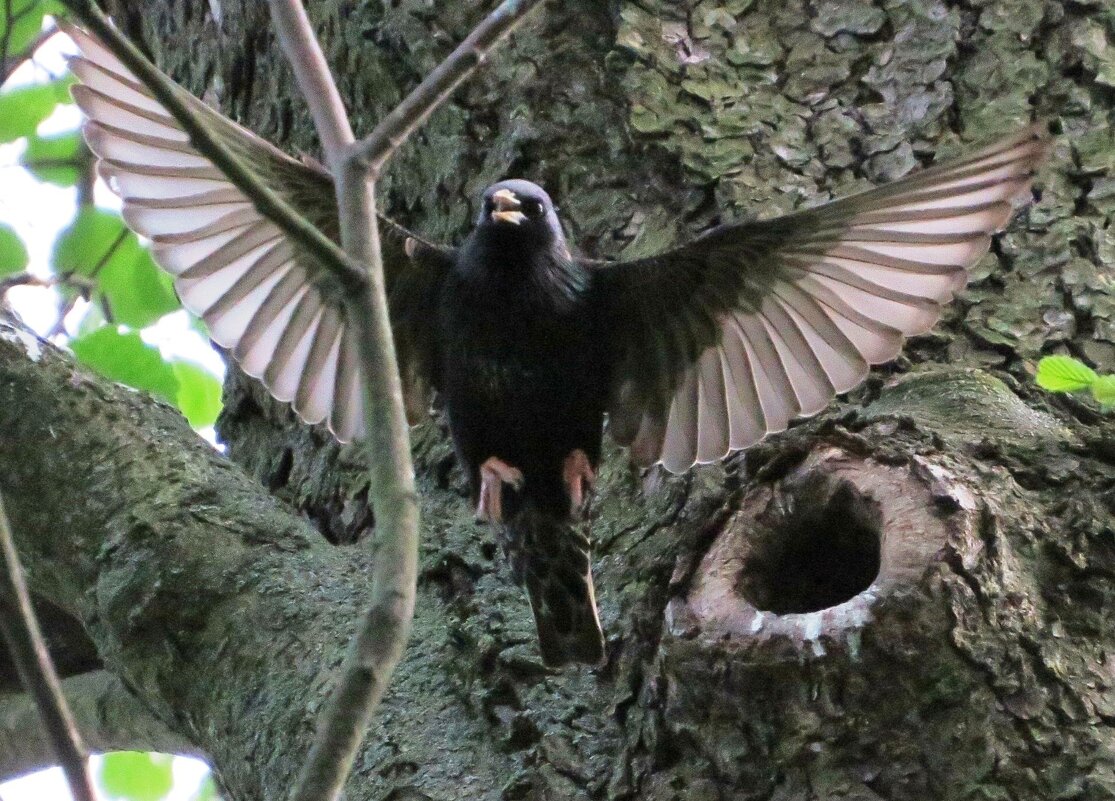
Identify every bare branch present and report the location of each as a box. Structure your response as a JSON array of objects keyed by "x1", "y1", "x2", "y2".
[
  {"x1": 268, "y1": 3, "x2": 542, "y2": 800},
  {"x1": 267, "y1": 7, "x2": 415, "y2": 801},
  {"x1": 347, "y1": 0, "x2": 545, "y2": 178},
  {"x1": 57, "y1": 0, "x2": 368, "y2": 291},
  {"x1": 266, "y1": 0, "x2": 353, "y2": 168},
  {"x1": 0, "y1": 273, "x2": 51, "y2": 294},
  {"x1": 0, "y1": 492, "x2": 95, "y2": 801},
  {"x1": 284, "y1": 167, "x2": 419, "y2": 801}
]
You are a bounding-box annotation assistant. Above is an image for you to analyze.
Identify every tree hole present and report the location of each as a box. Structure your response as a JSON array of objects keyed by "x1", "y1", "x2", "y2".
[{"x1": 735, "y1": 476, "x2": 882, "y2": 614}]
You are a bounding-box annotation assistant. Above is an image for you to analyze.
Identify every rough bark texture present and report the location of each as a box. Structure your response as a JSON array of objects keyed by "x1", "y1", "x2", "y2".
[{"x1": 2, "y1": 0, "x2": 1114, "y2": 799}]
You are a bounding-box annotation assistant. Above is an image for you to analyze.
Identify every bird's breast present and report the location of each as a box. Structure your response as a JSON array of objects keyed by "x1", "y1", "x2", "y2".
[{"x1": 437, "y1": 285, "x2": 597, "y2": 399}]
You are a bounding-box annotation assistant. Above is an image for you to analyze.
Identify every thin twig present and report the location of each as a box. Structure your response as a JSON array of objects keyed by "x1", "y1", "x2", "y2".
[
  {"x1": 57, "y1": 0, "x2": 368, "y2": 291},
  {"x1": 1, "y1": 24, "x2": 59, "y2": 87},
  {"x1": 18, "y1": 158, "x2": 85, "y2": 170},
  {"x1": 0, "y1": 491, "x2": 96, "y2": 801},
  {"x1": 267, "y1": 2, "x2": 543, "y2": 800},
  {"x1": 0, "y1": 273, "x2": 51, "y2": 294},
  {"x1": 0, "y1": 0, "x2": 19, "y2": 77},
  {"x1": 47, "y1": 225, "x2": 129, "y2": 336},
  {"x1": 0, "y1": 273, "x2": 94, "y2": 296},
  {"x1": 348, "y1": 0, "x2": 544, "y2": 179},
  {"x1": 266, "y1": 0, "x2": 353, "y2": 168}
]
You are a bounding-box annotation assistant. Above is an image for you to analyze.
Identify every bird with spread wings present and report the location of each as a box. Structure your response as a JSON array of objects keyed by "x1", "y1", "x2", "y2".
[{"x1": 65, "y1": 24, "x2": 1049, "y2": 666}]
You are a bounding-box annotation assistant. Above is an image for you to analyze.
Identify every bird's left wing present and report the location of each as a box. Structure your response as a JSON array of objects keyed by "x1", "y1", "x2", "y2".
[
  {"x1": 64, "y1": 24, "x2": 453, "y2": 440},
  {"x1": 590, "y1": 125, "x2": 1050, "y2": 473}
]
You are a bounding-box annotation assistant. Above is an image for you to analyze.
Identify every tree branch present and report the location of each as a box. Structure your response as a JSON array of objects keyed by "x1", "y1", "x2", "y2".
[
  {"x1": 0, "y1": 492, "x2": 95, "y2": 801},
  {"x1": 266, "y1": 0, "x2": 353, "y2": 168},
  {"x1": 0, "y1": 671, "x2": 201, "y2": 782},
  {"x1": 286, "y1": 167, "x2": 419, "y2": 801},
  {"x1": 265, "y1": 3, "x2": 542, "y2": 800},
  {"x1": 56, "y1": 1, "x2": 367, "y2": 291},
  {"x1": 347, "y1": 0, "x2": 544, "y2": 179}
]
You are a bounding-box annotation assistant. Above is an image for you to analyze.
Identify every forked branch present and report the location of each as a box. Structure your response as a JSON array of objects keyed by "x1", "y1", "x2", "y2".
[{"x1": 266, "y1": 3, "x2": 544, "y2": 801}]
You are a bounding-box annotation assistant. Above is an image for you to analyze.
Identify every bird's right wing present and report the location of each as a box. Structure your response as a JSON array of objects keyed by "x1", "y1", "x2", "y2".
[{"x1": 65, "y1": 24, "x2": 452, "y2": 440}]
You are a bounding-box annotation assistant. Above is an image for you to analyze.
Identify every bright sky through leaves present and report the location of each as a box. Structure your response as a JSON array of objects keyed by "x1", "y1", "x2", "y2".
[{"x1": 0, "y1": 21, "x2": 225, "y2": 436}]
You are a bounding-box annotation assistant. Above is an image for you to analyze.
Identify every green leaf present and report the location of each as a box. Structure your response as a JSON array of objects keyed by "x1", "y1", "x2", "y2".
[
  {"x1": 97, "y1": 751, "x2": 175, "y2": 801},
  {"x1": 71, "y1": 327, "x2": 179, "y2": 404},
  {"x1": 98, "y1": 246, "x2": 180, "y2": 328},
  {"x1": 0, "y1": 75, "x2": 73, "y2": 143},
  {"x1": 1092, "y1": 375, "x2": 1115, "y2": 410},
  {"x1": 0, "y1": 1, "x2": 63, "y2": 70},
  {"x1": 1035, "y1": 355, "x2": 1098, "y2": 393},
  {"x1": 0, "y1": 223, "x2": 29, "y2": 277},
  {"x1": 53, "y1": 207, "x2": 181, "y2": 327},
  {"x1": 173, "y1": 360, "x2": 223, "y2": 428},
  {"x1": 21, "y1": 129, "x2": 84, "y2": 186},
  {"x1": 52, "y1": 207, "x2": 126, "y2": 276}
]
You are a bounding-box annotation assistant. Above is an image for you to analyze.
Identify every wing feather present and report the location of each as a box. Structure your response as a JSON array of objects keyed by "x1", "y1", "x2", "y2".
[
  {"x1": 331, "y1": 331, "x2": 362, "y2": 444},
  {"x1": 661, "y1": 365, "x2": 699, "y2": 473},
  {"x1": 758, "y1": 297, "x2": 834, "y2": 416},
  {"x1": 770, "y1": 281, "x2": 866, "y2": 392},
  {"x1": 731, "y1": 311, "x2": 799, "y2": 429},
  {"x1": 267, "y1": 308, "x2": 324, "y2": 403},
  {"x1": 263, "y1": 290, "x2": 324, "y2": 397},
  {"x1": 595, "y1": 124, "x2": 1050, "y2": 471},
  {"x1": 66, "y1": 24, "x2": 452, "y2": 441},
  {"x1": 695, "y1": 346, "x2": 730, "y2": 464},
  {"x1": 719, "y1": 323, "x2": 766, "y2": 450},
  {"x1": 296, "y1": 306, "x2": 343, "y2": 424}
]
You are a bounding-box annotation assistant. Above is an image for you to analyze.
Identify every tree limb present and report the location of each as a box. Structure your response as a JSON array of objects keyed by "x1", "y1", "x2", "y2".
[
  {"x1": 0, "y1": 313, "x2": 394, "y2": 799},
  {"x1": 0, "y1": 492, "x2": 95, "y2": 801},
  {"x1": 0, "y1": 671, "x2": 200, "y2": 782},
  {"x1": 0, "y1": 24, "x2": 59, "y2": 87},
  {"x1": 291, "y1": 169, "x2": 421, "y2": 801}
]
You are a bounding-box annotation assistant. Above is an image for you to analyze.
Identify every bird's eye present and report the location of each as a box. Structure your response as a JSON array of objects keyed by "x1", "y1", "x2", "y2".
[{"x1": 522, "y1": 199, "x2": 542, "y2": 217}]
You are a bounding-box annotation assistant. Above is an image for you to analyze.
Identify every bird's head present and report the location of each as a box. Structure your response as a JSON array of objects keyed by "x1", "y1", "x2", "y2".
[{"x1": 477, "y1": 179, "x2": 564, "y2": 250}]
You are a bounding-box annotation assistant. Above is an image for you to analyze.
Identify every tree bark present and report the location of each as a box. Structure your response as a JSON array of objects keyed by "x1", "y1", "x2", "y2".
[{"x1": 3, "y1": 0, "x2": 1114, "y2": 799}]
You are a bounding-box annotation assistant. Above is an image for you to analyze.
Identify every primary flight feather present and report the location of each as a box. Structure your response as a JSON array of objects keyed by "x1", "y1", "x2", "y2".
[{"x1": 65, "y1": 23, "x2": 1049, "y2": 666}]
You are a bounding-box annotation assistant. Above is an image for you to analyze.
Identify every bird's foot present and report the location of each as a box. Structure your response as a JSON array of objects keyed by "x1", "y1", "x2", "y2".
[
  {"x1": 563, "y1": 449, "x2": 596, "y2": 517},
  {"x1": 476, "y1": 457, "x2": 524, "y2": 523}
]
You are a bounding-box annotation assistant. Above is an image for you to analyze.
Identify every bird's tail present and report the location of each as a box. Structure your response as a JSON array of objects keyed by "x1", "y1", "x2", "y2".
[{"x1": 501, "y1": 508, "x2": 604, "y2": 667}]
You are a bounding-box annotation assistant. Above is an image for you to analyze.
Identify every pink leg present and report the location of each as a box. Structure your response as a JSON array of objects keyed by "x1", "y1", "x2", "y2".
[
  {"x1": 476, "y1": 457, "x2": 524, "y2": 523},
  {"x1": 563, "y1": 449, "x2": 596, "y2": 515}
]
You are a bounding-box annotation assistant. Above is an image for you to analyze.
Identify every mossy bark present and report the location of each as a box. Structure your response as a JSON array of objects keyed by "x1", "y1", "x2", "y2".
[{"x1": 2, "y1": 0, "x2": 1114, "y2": 799}]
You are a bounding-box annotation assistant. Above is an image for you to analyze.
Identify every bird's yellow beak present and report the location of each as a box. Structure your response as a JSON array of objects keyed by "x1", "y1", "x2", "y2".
[{"x1": 490, "y1": 188, "x2": 527, "y2": 225}]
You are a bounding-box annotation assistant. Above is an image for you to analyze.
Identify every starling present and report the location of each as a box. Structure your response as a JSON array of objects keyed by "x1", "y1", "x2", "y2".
[{"x1": 66, "y1": 25, "x2": 1049, "y2": 666}]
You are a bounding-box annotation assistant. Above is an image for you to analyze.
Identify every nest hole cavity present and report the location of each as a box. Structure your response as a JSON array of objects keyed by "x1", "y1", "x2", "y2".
[{"x1": 736, "y1": 475, "x2": 882, "y2": 614}]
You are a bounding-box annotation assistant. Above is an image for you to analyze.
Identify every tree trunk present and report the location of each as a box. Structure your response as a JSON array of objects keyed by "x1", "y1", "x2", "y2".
[{"x1": 3, "y1": 1, "x2": 1114, "y2": 799}]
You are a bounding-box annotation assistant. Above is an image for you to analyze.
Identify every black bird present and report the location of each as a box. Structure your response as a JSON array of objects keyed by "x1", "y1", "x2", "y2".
[{"x1": 67, "y1": 26, "x2": 1049, "y2": 666}]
